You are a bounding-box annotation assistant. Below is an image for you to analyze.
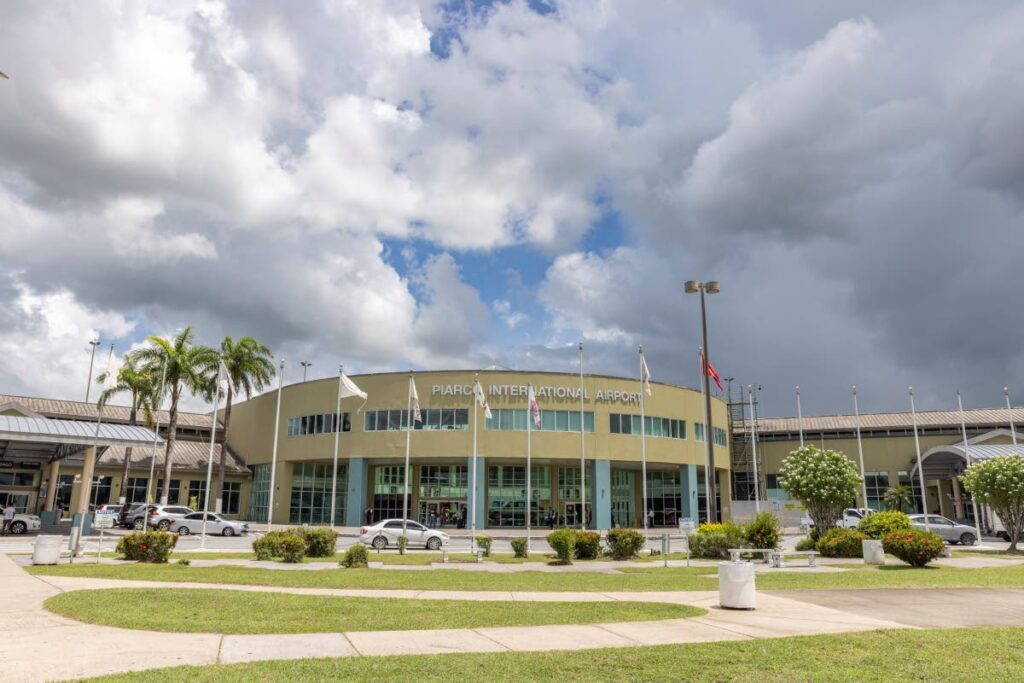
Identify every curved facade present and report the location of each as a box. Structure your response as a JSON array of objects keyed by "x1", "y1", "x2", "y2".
[{"x1": 227, "y1": 370, "x2": 731, "y2": 530}]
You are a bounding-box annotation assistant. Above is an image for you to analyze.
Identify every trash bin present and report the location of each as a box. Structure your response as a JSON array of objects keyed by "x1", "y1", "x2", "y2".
[
  {"x1": 718, "y1": 561, "x2": 756, "y2": 610},
  {"x1": 862, "y1": 539, "x2": 885, "y2": 565},
  {"x1": 32, "y1": 535, "x2": 62, "y2": 565}
]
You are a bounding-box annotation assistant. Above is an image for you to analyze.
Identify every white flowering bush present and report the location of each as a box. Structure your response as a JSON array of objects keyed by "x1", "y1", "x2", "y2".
[
  {"x1": 962, "y1": 455, "x2": 1024, "y2": 552},
  {"x1": 778, "y1": 445, "x2": 861, "y2": 537}
]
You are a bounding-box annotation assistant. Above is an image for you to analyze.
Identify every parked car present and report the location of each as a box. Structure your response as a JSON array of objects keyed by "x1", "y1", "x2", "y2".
[
  {"x1": 359, "y1": 519, "x2": 450, "y2": 550},
  {"x1": 5, "y1": 512, "x2": 41, "y2": 535},
  {"x1": 909, "y1": 514, "x2": 978, "y2": 545},
  {"x1": 988, "y1": 510, "x2": 1024, "y2": 541},
  {"x1": 146, "y1": 505, "x2": 194, "y2": 530},
  {"x1": 95, "y1": 503, "x2": 123, "y2": 518},
  {"x1": 118, "y1": 503, "x2": 148, "y2": 529},
  {"x1": 835, "y1": 508, "x2": 869, "y2": 529},
  {"x1": 169, "y1": 512, "x2": 248, "y2": 536}
]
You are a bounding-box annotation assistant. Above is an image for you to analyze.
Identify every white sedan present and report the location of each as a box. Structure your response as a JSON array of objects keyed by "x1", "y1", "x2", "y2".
[
  {"x1": 5, "y1": 513, "x2": 41, "y2": 535},
  {"x1": 359, "y1": 519, "x2": 449, "y2": 550},
  {"x1": 170, "y1": 512, "x2": 248, "y2": 537}
]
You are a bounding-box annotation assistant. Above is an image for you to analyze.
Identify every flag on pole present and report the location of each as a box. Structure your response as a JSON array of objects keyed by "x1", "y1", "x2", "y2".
[
  {"x1": 338, "y1": 372, "x2": 367, "y2": 400},
  {"x1": 528, "y1": 384, "x2": 541, "y2": 428},
  {"x1": 217, "y1": 359, "x2": 230, "y2": 392},
  {"x1": 473, "y1": 379, "x2": 492, "y2": 419},
  {"x1": 700, "y1": 352, "x2": 724, "y2": 392},
  {"x1": 102, "y1": 349, "x2": 117, "y2": 391},
  {"x1": 640, "y1": 352, "x2": 652, "y2": 396},
  {"x1": 409, "y1": 376, "x2": 422, "y2": 423}
]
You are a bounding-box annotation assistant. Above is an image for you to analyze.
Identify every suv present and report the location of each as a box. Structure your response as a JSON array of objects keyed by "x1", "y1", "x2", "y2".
[
  {"x1": 147, "y1": 504, "x2": 194, "y2": 530},
  {"x1": 119, "y1": 503, "x2": 148, "y2": 529}
]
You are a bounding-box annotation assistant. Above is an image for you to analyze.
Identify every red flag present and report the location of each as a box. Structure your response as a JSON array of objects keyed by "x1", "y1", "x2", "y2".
[{"x1": 700, "y1": 352, "x2": 724, "y2": 392}]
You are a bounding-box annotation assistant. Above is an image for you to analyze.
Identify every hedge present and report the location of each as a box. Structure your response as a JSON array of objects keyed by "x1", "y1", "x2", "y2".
[{"x1": 116, "y1": 530, "x2": 178, "y2": 563}]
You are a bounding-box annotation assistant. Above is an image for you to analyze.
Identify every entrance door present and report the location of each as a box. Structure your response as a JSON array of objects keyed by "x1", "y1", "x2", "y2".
[
  {"x1": 419, "y1": 501, "x2": 465, "y2": 528},
  {"x1": 561, "y1": 501, "x2": 593, "y2": 528}
]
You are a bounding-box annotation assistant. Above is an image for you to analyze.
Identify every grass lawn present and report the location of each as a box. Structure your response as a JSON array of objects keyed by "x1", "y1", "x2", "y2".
[
  {"x1": 86, "y1": 627, "x2": 1024, "y2": 682},
  {"x1": 28, "y1": 560, "x2": 1024, "y2": 592},
  {"x1": 99, "y1": 551, "x2": 545, "y2": 564},
  {"x1": 44, "y1": 588, "x2": 701, "y2": 633}
]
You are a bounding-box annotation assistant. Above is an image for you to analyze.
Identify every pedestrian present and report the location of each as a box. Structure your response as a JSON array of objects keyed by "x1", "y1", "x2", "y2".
[
  {"x1": 647, "y1": 508, "x2": 655, "y2": 527},
  {"x1": 2, "y1": 501, "x2": 15, "y2": 536},
  {"x1": 547, "y1": 509, "x2": 555, "y2": 530},
  {"x1": 365, "y1": 506, "x2": 373, "y2": 525},
  {"x1": 459, "y1": 506, "x2": 467, "y2": 529}
]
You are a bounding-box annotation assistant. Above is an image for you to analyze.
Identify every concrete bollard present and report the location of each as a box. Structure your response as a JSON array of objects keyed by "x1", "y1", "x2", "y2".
[
  {"x1": 718, "y1": 561, "x2": 756, "y2": 610},
  {"x1": 32, "y1": 535, "x2": 62, "y2": 565},
  {"x1": 862, "y1": 539, "x2": 885, "y2": 565}
]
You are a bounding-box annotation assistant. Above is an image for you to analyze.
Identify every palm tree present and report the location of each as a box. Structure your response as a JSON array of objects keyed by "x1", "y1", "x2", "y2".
[
  {"x1": 134, "y1": 327, "x2": 217, "y2": 505},
  {"x1": 213, "y1": 336, "x2": 274, "y2": 512},
  {"x1": 96, "y1": 352, "x2": 156, "y2": 505},
  {"x1": 884, "y1": 484, "x2": 915, "y2": 512}
]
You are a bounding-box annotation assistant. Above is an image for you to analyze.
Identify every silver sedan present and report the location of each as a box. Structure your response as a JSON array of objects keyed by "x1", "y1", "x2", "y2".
[
  {"x1": 909, "y1": 514, "x2": 978, "y2": 545},
  {"x1": 359, "y1": 519, "x2": 449, "y2": 550},
  {"x1": 171, "y1": 512, "x2": 248, "y2": 537}
]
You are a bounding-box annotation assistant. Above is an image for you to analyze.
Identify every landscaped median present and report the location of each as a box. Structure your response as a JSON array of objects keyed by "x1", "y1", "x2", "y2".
[{"x1": 44, "y1": 588, "x2": 703, "y2": 633}]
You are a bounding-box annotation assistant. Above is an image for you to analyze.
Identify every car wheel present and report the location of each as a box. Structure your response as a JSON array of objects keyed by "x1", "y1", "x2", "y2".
[
  {"x1": 177, "y1": 526, "x2": 190, "y2": 536},
  {"x1": 960, "y1": 532, "x2": 977, "y2": 546},
  {"x1": 223, "y1": 527, "x2": 234, "y2": 537},
  {"x1": 10, "y1": 521, "x2": 26, "y2": 535},
  {"x1": 371, "y1": 535, "x2": 387, "y2": 549},
  {"x1": 157, "y1": 520, "x2": 170, "y2": 530},
  {"x1": 426, "y1": 536, "x2": 442, "y2": 550},
  {"x1": 133, "y1": 519, "x2": 144, "y2": 530}
]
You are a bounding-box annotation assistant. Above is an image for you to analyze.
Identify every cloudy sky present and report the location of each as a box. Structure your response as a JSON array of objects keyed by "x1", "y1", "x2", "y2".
[{"x1": 1, "y1": 0, "x2": 1023, "y2": 417}]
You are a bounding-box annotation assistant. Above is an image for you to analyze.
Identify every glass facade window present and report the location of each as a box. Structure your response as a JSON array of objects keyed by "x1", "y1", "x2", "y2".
[
  {"x1": 419, "y1": 465, "x2": 468, "y2": 499},
  {"x1": 364, "y1": 409, "x2": 470, "y2": 432},
  {"x1": 645, "y1": 470, "x2": 680, "y2": 527},
  {"x1": 731, "y1": 471, "x2": 757, "y2": 502},
  {"x1": 487, "y1": 465, "x2": 551, "y2": 527},
  {"x1": 864, "y1": 471, "x2": 890, "y2": 511},
  {"x1": 897, "y1": 471, "x2": 924, "y2": 514},
  {"x1": 694, "y1": 422, "x2": 705, "y2": 441},
  {"x1": 157, "y1": 479, "x2": 182, "y2": 505},
  {"x1": 765, "y1": 473, "x2": 786, "y2": 500},
  {"x1": 55, "y1": 474, "x2": 75, "y2": 510},
  {"x1": 188, "y1": 480, "x2": 207, "y2": 510},
  {"x1": 222, "y1": 481, "x2": 241, "y2": 515},
  {"x1": 0, "y1": 471, "x2": 36, "y2": 486},
  {"x1": 371, "y1": 466, "x2": 407, "y2": 522},
  {"x1": 485, "y1": 409, "x2": 594, "y2": 433},
  {"x1": 713, "y1": 427, "x2": 728, "y2": 446},
  {"x1": 611, "y1": 470, "x2": 635, "y2": 527},
  {"x1": 90, "y1": 476, "x2": 112, "y2": 507},
  {"x1": 609, "y1": 414, "x2": 685, "y2": 439},
  {"x1": 124, "y1": 477, "x2": 148, "y2": 503},
  {"x1": 287, "y1": 412, "x2": 351, "y2": 437},
  {"x1": 289, "y1": 462, "x2": 346, "y2": 525},
  {"x1": 696, "y1": 467, "x2": 723, "y2": 523},
  {"x1": 248, "y1": 464, "x2": 271, "y2": 521}
]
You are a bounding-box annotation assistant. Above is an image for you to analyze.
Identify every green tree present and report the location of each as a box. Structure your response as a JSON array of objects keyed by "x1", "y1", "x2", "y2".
[
  {"x1": 962, "y1": 455, "x2": 1024, "y2": 552},
  {"x1": 213, "y1": 336, "x2": 274, "y2": 512},
  {"x1": 96, "y1": 351, "x2": 156, "y2": 505},
  {"x1": 883, "y1": 484, "x2": 915, "y2": 512},
  {"x1": 779, "y1": 445, "x2": 862, "y2": 537},
  {"x1": 134, "y1": 327, "x2": 217, "y2": 506}
]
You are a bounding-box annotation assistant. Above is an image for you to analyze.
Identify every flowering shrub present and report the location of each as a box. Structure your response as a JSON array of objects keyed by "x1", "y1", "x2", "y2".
[
  {"x1": 546, "y1": 529, "x2": 576, "y2": 564},
  {"x1": 744, "y1": 512, "x2": 782, "y2": 549},
  {"x1": 962, "y1": 455, "x2": 1024, "y2": 552},
  {"x1": 253, "y1": 530, "x2": 301, "y2": 560},
  {"x1": 689, "y1": 522, "x2": 745, "y2": 560},
  {"x1": 795, "y1": 536, "x2": 817, "y2": 551},
  {"x1": 116, "y1": 530, "x2": 178, "y2": 563},
  {"x1": 510, "y1": 537, "x2": 529, "y2": 558},
  {"x1": 475, "y1": 535, "x2": 493, "y2": 557},
  {"x1": 574, "y1": 531, "x2": 602, "y2": 559},
  {"x1": 299, "y1": 527, "x2": 338, "y2": 558},
  {"x1": 779, "y1": 446, "x2": 862, "y2": 536},
  {"x1": 278, "y1": 533, "x2": 307, "y2": 563},
  {"x1": 340, "y1": 543, "x2": 369, "y2": 568},
  {"x1": 858, "y1": 510, "x2": 912, "y2": 539},
  {"x1": 883, "y1": 529, "x2": 945, "y2": 566},
  {"x1": 606, "y1": 528, "x2": 646, "y2": 560},
  {"x1": 815, "y1": 528, "x2": 867, "y2": 558}
]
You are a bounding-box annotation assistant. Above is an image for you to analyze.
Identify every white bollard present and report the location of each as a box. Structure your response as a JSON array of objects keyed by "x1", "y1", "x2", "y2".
[
  {"x1": 718, "y1": 561, "x2": 756, "y2": 610},
  {"x1": 32, "y1": 535, "x2": 62, "y2": 565},
  {"x1": 862, "y1": 539, "x2": 885, "y2": 565}
]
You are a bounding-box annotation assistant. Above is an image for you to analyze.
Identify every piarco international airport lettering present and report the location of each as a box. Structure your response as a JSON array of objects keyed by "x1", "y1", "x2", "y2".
[{"x1": 430, "y1": 384, "x2": 641, "y2": 404}]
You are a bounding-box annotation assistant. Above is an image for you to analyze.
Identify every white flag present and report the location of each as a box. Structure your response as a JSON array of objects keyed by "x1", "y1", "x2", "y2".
[
  {"x1": 101, "y1": 350, "x2": 117, "y2": 391},
  {"x1": 217, "y1": 360, "x2": 230, "y2": 391},
  {"x1": 339, "y1": 372, "x2": 367, "y2": 400},
  {"x1": 409, "y1": 376, "x2": 422, "y2": 423},
  {"x1": 528, "y1": 384, "x2": 541, "y2": 428},
  {"x1": 473, "y1": 379, "x2": 492, "y2": 419},
  {"x1": 640, "y1": 352, "x2": 652, "y2": 396}
]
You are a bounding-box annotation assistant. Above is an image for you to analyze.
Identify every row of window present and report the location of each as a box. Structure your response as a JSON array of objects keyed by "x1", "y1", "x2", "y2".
[
  {"x1": 484, "y1": 409, "x2": 596, "y2": 433},
  {"x1": 287, "y1": 412, "x2": 351, "y2": 437},
  {"x1": 609, "y1": 414, "x2": 686, "y2": 439},
  {"x1": 363, "y1": 409, "x2": 470, "y2": 432},
  {"x1": 53, "y1": 475, "x2": 241, "y2": 515}
]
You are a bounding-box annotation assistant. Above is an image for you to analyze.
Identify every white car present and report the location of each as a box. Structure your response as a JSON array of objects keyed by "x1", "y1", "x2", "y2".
[
  {"x1": 359, "y1": 519, "x2": 449, "y2": 550},
  {"x1": 169, "y1": 512, "x2": 248, "y2": 537},
  {"x1": 835, "y1": 508, "x2": 868, "y2": 529},
  {"x1": 5, "y1": 513, "x2": 41, "y2": 535}
]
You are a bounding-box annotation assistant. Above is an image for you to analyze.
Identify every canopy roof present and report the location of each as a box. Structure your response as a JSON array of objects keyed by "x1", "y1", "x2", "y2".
[
  {"x1": 0, "y1": 414, "x2": 162, "y2": 467},
  {"x1": 910, "y1": 430, "x2": 1023, "y2": 479}
]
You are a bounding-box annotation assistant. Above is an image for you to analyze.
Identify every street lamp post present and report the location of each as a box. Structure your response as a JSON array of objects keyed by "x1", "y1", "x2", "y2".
[
  {"x1": 685, "y1": 280, "x2": 720, "y2": 524},
  {"x1": 300, "y1": 361, "x2": 312, "y2": 383},
  {"x1": 85, "y1": 338, "x2": 100, "y2": 402}
]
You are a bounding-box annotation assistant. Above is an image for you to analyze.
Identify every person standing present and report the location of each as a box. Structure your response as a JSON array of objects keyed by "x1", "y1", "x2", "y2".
[
  {"x1": 647, "y1": 508, "x2": 655, "y2": 528},
  {"x1": 2, "y1": 501, "x2": 15, "y2": 535},
  {"x1": 364, "y1": 506, "x2": 373, "y2": 525}
]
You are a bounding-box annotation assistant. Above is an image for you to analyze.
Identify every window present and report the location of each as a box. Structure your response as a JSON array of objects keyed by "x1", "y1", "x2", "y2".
[
  {"x1": 222, "y1": 481, "x2": 241, "y2": 515},
  {"x1": 694, "y1": 422, "x2": 705, "y2": 442},
  {"x1": 372, "y1": 466, "x2": 407, "y2": 521},
  {"x1": 897, "y1": 471, "x2": 924, "y2": 514},
  {"x1": 713, "y1": 427, "x2": 728, "y2": 446},
  {"x1": 156, "y1": 479, "x2": 182, "y2": 505},
  {"x1": 289, "y1": 462, "x2": 346, "y2": 525},
  {"x1": 0, "y1": 471, "x2": 36, "y2": 486},
  {"x1": 187, "y1": 480, "x2": 207, "y2": 510},
  {"x1": 487, "y1": 465, "x2": 551, "y2": 527},
  {"x1": 731, "y1": 471, "x2": 757, "y2": 502},
  {"x1": 55, "y1": 474, "x2": 75, "y2": 510},
  {"x1": 90, "y1": 476, "x2": 112, "y2": 507},
  {"x1": 419, "y1": 465, "x2": 468, "y2": 499},
  {"x1": 287, "y1": 412, "x2": 351, "y2": 437},
  {"x1": 611, "y1": 470, "x2": 635, "y2": 527},
  {"x1": 124, "y1": 477, "x2": 148, "y2": 504},
  {"x1": 765, "y1": 473, "x2": 785, "y2": 500},
  {"x1": 645, "y1": 470, "x2": 681, "y2": 527},
  {"x1": 609, "y1": 414, "x2": 685, "y2": 440},
  {"x1": 485, "y1": 409, "x2": 594, "y2": 433},
  {"x1": 864, "y1": 471, "x2": 890, "y2": 511},
  {"x1": 558, "y1": 466, "x2": 583, "y2": 501},
  {"x1": 248, "y1": 464, "x2": 271, "y2": 521},
  {"x1": 185, "y1": 513, "x2": 203, "y2": 520},
  {"x1": 363, "y1": 408, "x2": 468, "y2": 432}
]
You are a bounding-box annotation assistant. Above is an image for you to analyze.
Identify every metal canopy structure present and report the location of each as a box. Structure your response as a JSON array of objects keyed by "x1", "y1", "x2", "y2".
[
  {"x1": 0, "y1": 414, "x2": 162, "y2": 467},
  {"x1": 910, "y1": 440, "x2": 1022, "y2": 480}
]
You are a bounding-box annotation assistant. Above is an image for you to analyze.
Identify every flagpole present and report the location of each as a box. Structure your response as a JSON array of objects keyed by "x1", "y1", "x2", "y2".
[
  {"x1": 639, "y1": 346, "x2": 648, "y2": 532},
  {"x1": 958, "y1": 391, "x2": 983, "y2": 544},
  {"x1": 526, "y1": 385, "x2": 532, "y2": 553},
  {"x1": 330, "y1": 365, "x2": 343, "y2": 528},
  {"x1": 1006, "y1": 388, "x2": 1018, "y2": 452},
  {"x1": 200, "y1": 357, "x2": 222, "y2": 549},
  {"x1": 403, "y1": 374, "x2": 412, "y2": 537},
  {"x1": 796, "y1": 386, "x2": 804, "y2": 447},
  {"x1": 471, "y1": 373, "x2": 479, "y2": 550},
  {"x1": 748, "y1": 385, "x2": 761, "y2": 513},
  {"x1": 699, "y1": 347, "x2": 712, "y2": 524},
  {"x1": 852, "y1": 386, "x2": 868, "y2": 507},
  {"x1": 77, "y1": 345, "x2": 112, "y2": 556},
  {"x1": 266, "y1": 359, "x2": 284, "y2": 532},
  {"x1": 908, "y1": 387, "x2": 930, "y2": 532},
  {"x1": 578, "y1": 341, "x2": 586, "y2": 531},
  {"x1": 142, "y1": 359, "x2": 168, "y2": 531}
]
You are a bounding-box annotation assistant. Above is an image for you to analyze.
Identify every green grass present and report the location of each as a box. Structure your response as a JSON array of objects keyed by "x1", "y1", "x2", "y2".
[
  {"x1": 44, "y1": 588, "x2": 701, "y2": 633},
  {"x1": 100, "y1": 551, "x2": 546, "y2": 564},
  {"x1": 85, "y1": 627, "x2": 1024, "y2": 682},
  {"x1": 29, "y1": 560, "x2": 1024, "y2": 592}
]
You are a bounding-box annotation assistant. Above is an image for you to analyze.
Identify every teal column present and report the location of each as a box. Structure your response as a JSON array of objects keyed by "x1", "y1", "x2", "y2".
[
  {"x1": 590, "y1": 460, "x2": 612, "y2": 530},
  {"x1": 680, "y1": 464, "x2": 698, "y2": 522},
  {"x1": 345, "y1": 457, "x2": 368, "y2": 527},
  {"x1": 467, "y1": 456, "x2": 486, "y2": 530}
]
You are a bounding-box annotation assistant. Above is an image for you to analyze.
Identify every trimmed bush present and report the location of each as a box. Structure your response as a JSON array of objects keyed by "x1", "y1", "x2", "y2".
[
  {"x1": 397, "y1": 534, "x2": 409, "y2": 555},
  {"x1": 340, "y1": 543, "x2": 369, "y2": 568},
  {"x1": 177, "y1": 558, "x2": 190, "y2": 566},
  {"x1": 745, "y1": 512, "x2": 782, "y2": 549},
  {"x1": 116, "y1": 530, "x2": 178, "y2": 563},
  {"x1": 252, "y1": 530, "x2": 302, "y2": 560},
  {"x1": 278, "y1": 533, "x2": 307, "y2": 563},
  {"x1": 795, "y1": 536, "x2": 817, "y2": 552},
  {"x1": 510, "y1": 537, "x2": 529, "y2": 558},
  {"x1": 299, "y1": 527, "x2": 338, "y2": 558},
  {"x1": 475, "y1": 535, "x2": 493, "y2": 557},
  {"x1": 546, "y1": 528, "x2": 576, "y2": 564},
  {"x1": 816, "y1": 528, "x2": 867, "y2": 558},
  {"x1": 858, "y1": 510, "x2": 912, "y2": 539},
  {"x1": 606, "y1": 528, "x2": 646, "y2": 560},
  {"x1": 574, "y1": 531, "x2": 602, "y2": 560},
  {"x1": 883, "y1": 529, "x2": 945, "y2": 567},
  {"x1": 697, "y1": 523, "x2": 730, "y2": 534},
  {"x1": 689, "y1": 522, "x2": 745, "y2": 560}
]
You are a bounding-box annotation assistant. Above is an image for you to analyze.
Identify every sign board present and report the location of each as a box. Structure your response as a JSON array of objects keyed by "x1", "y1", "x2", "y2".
[
  {"x1": 93, "y1": 513, "x2": 116, "y2": 529},
  {"x1": 679, "y1": 518, "x2": 696, "y2": 535},
  {"x1": 771, "y1": 500, "x2": 781, "y2": 512}
]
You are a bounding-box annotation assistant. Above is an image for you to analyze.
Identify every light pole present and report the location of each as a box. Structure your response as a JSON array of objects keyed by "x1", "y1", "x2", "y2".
[
  {"x1": 300, "y1": 361, "x2": 312, "y2": 383},
  {"x1": 85, "y1": 338, "x2": 100, "y2": 402},
  {"x1": 685, "y1": 280, "x2": 720, "y2": 524}
]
